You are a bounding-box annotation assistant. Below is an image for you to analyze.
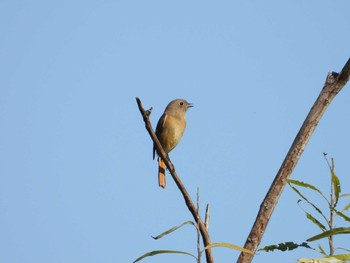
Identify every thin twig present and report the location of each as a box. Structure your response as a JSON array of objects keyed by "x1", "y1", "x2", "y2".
[
  {"x1": 205, "y1": 204, "x2": 210, "y2": 231},
  {"x1": 237, "y1": 58, "x2": 350, "y2": 263},
  {"x1": 136, "y1": 97, "x2": 214, "y2": 263},
  {"x1": 197, "y1": 188, "x2": 201, "y2": 263},
  {"x1": 329, "y1": 157, "x2": 336, "y2": 256}
]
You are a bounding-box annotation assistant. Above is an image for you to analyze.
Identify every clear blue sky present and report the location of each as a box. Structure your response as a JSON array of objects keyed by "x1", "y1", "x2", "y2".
[{"x1": 1, "y1": 1, "x2": 349, "y2": 262}]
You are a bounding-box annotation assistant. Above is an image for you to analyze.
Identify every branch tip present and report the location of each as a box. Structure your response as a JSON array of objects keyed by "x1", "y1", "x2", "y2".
[{"x1": 337, "y1": 58, "x2": 350, "y2": 84}]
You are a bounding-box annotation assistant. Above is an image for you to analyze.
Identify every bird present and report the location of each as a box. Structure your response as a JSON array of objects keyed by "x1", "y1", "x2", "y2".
[{"x1": 153, "y1": 99, "x2": 193, "y2": 188}]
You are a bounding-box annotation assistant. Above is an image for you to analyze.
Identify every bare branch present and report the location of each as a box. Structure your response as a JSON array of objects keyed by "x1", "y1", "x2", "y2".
[
  {"x1": 205, "y1": 204, "x2": 210, "y2": 231},
  {"x1": 237, "y1": 58, "x2": 350, "y2": 263},
  {"x1": 197, "y1": 188, "x2": 201, "y2": 263},
  {"x1": 136, "y1": 97, "x2": 214, "y2": 263}
]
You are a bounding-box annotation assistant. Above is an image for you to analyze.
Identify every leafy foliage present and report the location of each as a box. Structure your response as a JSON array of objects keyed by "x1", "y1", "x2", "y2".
[
  {"x1": 259, "y1": 242, "x2": 311, "y2": 252},
  {"x1": 134, "y1": 219, "x2": 253, "y2": 262},
  {"x1": 260, "y1": 154, "x2": 350, "y2": 262}
]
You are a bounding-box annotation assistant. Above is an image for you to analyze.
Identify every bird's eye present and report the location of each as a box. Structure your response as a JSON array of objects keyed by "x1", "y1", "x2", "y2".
[{"x1": 179, "y1": 101, "x2": 184, "y2": 106}]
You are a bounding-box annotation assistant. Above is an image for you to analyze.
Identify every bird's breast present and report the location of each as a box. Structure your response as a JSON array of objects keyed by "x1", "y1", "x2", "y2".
[{"x1": 159, "y1": 115, "x2": 186, "y2": 153}]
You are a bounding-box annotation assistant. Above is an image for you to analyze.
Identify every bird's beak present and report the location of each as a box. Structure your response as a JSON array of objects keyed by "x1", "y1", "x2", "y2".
[{"x1": 188, "y1": 103, "x2": 194, "y2": 108}]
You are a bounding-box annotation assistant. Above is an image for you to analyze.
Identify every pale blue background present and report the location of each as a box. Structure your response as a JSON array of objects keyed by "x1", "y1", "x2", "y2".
[{"x1": 1, "y1": 1, "x2": 349, "y2": 262}]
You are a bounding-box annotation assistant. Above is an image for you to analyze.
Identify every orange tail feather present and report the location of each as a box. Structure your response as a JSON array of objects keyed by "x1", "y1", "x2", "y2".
[{"x1": 158, "y1": 157, "x2": 166, "y2": 188}]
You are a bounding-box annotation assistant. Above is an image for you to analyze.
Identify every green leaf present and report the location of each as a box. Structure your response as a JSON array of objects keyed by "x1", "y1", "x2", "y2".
[
  {"x1": 307, "y1": 227, "x2": 350, "y2": 242},
  {"x1": 259, "y1": 242, "x2": 311, "y2": 252},
  {"x1": 305, "y1": 212, "x2": 327, "y2": 231},
  {"x1": 340, "y1": 201, "x2": 350, "y2": 213},
  {"x1": 289, "y1": 184, "x2": 327, "y2": 221},
  {"x1": 288, "y1": 179, "x2": 328, "y2": 202},
  {"x1": 334, "y1": 209, "x2": 350, "y2": 223},
  {"x1": 152, "y1": 221, "x2": 195, "y2": 240},
  {"x1": 133, "y1": 250, "x2": 197, "y2": 263},
  {"x1": 203, "y1": 242, "x2": 254, "y2": 254},
  {"x1": 331, "y1": 169, "x2": 341, "y2": 205},
  {"x1": 340, "y1": 193, "x2": 350, "y2": 198},
  {"x1": 288, "y1": 179, "x2": 322, "y2": 192},
  {"x1": 318, "y1": 245, "x2": 327, "y2": 256}
]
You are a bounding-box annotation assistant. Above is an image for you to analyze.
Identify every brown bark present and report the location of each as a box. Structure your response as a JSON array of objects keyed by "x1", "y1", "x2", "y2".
[{"x1": 237, "y1": 58, "x2": 350, "y2": 263}]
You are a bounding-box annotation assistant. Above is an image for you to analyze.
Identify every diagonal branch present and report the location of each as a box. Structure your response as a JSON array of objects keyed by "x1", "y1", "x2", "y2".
[
  {"x1": 136, "y1": 97, "x2": 214, "y2": 263},
  {"x1": 237, "y1": 58, "x2": 350, "y2": 263}
]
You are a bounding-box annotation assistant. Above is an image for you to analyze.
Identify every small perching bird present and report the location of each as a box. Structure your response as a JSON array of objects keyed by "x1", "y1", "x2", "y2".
[{"x1": 153, "y1": 99, "x2": 193, "y2": 188}]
